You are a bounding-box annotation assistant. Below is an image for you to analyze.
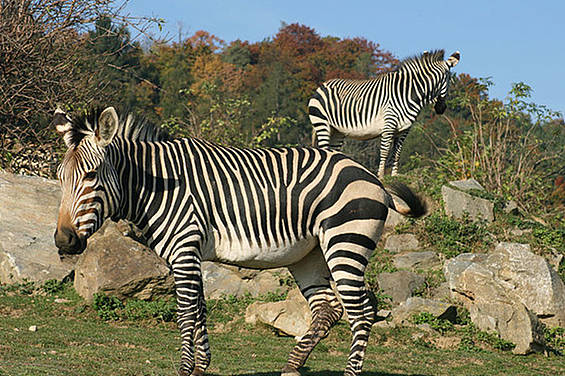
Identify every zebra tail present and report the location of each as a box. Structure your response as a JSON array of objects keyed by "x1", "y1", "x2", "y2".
[{"x1": 384, "y1": 182, "x2": 427, "y2": 218}]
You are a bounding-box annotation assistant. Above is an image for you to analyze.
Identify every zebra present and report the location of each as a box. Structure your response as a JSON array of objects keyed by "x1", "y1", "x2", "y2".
[
  {"x1": 52, "y1": 106, "x2": 426, "y2": 376},
  {"x1": 308, "y1": 49, "x2": 460, "y2": 178}
]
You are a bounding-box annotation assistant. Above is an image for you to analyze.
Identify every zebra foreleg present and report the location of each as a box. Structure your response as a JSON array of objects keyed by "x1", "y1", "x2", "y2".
[
  {"x1": 282, "y1": 248, "x2": 344, "y2": 376},
  {"x1": 190, "y1": 290, "x2": 211, "y2": 375},
  {"x1": 172, "y1": 251, "x2": 205, "y2": 376}
]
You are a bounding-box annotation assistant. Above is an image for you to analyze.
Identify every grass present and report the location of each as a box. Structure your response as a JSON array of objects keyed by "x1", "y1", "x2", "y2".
[{"x1": 1, "y1": 282, "x2": 564, "y2": 376}]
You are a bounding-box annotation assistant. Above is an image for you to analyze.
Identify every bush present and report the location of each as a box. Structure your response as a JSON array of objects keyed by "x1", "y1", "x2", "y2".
[
  {"x1": 92, "y1": 293, "x2": 124, "y2": 321},
  {"x1": 419, "y1": 212, "x2": 489, "y2": 258}
]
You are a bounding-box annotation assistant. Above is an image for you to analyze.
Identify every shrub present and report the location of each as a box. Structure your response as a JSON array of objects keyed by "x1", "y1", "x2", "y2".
[
  {"x1": 92, "y1": 293, "x2": 124, "y2": 321},
  {"x1": 419, "y1": 212, "x2": 489, "y2": 258}
]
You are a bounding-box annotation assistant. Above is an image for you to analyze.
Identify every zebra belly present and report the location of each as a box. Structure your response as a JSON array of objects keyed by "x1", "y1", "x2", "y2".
[
  {"x1": 337, "y1": 111, "x2": 386, "y2": 140},
  {"x1": 205, "y1": 234, "x2": 319, "y2": 269}
]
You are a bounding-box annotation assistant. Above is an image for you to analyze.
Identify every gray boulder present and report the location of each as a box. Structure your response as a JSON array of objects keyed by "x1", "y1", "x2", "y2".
[
  {"x1": 384, "y1": 210, "x2": 407, "y2": 232},
  {"x1": 445, "y1": 243, "x2": 565, "y2": 353},
  {"x1": 377, "y1": 270, "x2": 426, "y2": 304},
  {"x1": 448, "y1": 178, "x2": 485, "y2": 192},
  {"x1": 393, "y1": 251, "x2": 441, "y2": 270},
  {"x1": 469, "y1": 300, "x2": 545, "y2": 355},
  {"x1": 442, "y1": 182, "x2": 494, "y2": 223},
  {"x1": 0, "y1": 172, "x2": 74, "y2": 284},
  {"x1": 445, "y1": 243, "x2": 565, "y2": 327},
  {"x1": 245, "y1": 288, "x2": 311, "y2": 337},
  {"x1": 202, "y1": 263, "x2": 291, "y2": 300},
  {"x1": 384, "y1": 233, "x2": 420, "y2": 253},
  {"x1": 391, "y1": 297, "x2": 457, "y2": 325},
  {"x1": 74, "y1": 221, "x2": 174, "y2": 302}
]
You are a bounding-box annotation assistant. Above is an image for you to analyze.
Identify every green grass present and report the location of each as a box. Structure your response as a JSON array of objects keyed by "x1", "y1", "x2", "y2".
[{"x1": 1, "y1": 282, "x2": 564, "y2": 376}]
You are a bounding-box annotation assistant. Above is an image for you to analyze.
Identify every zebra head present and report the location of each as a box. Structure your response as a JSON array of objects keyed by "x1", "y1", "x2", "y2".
[
  {"x1": 433, "y1": 51, "x2": 460, "y2": 114},
  {"x1": 53, "y1": 107, "x2": 122, "y2": 256}
]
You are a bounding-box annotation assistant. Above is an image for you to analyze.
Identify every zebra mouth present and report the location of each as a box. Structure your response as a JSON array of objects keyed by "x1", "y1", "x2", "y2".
[
  {"x1": 434, "y1": 98, "x2": 447, "y2": 114},
  {"x1": 56, "y1": 236, "x2": 87, "y2": 257}
]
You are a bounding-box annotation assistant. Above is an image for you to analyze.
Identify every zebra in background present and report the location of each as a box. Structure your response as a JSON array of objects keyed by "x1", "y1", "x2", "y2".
[
  {"x1": 52, "y1": 106, "x2": 426, "y2": 376},
  {"x1": 309, "y1": 49, "x2": 460, "y2": 178}
]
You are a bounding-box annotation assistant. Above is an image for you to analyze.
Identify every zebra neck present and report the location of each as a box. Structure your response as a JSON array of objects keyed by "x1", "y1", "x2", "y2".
[
  {"x1": 410, "y1": 65, "x2": 443, "y2": 105},
  {"x1": 115, "y1": 138, "x2": 184, "y2": 241}
]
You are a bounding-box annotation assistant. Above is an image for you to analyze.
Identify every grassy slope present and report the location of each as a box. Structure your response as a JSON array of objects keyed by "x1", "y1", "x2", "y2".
[{"x1": 0, "y1": 285, "x2": 563, "y2": 376}]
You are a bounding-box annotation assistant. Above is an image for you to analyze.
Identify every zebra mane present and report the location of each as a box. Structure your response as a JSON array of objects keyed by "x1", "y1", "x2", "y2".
[
  {"x1": 63, "y1": 107, "x2": 170, "y2": 148},
  {"x1": 393, "y1": 49, "x2": 445, "y2": 72}
]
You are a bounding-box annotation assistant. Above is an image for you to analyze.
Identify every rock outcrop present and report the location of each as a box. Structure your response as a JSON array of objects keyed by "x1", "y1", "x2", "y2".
[
  {"x1": 391, "y1": 297, "x2": 458, "y2": 325},
  {"x1": 245, "y1": 288, "x2": 311, "y2": 337},
  {"x1": 74, "y1": 221, "x2": 174, "y2": 302},
  {"x1": 384, "y1": 233, "x2": 420, "y2": 253},
  {"x1": 0, "y1": 172, "x2": 74, "y2": 283},
  {"x1": 393, "y1": 251, "x2": 441, "y2": 270},
  {"x1": 444, "y1": 242, "x2": 565, "y2": 353},
  {"x1": 377, "y1": 270, "x2": 426, "y2": 304},
  {"x1": 442, "y1": 179, "x2": 494, "y2": 222},
  {"x1": 202, "y1": 262, "x2": 291, "y2": 299}
]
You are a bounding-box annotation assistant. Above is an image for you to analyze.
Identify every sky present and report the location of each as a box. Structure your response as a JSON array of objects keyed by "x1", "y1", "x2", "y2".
[{"x1": 124, "y1": 0, "x2": 565, "y2": 117}]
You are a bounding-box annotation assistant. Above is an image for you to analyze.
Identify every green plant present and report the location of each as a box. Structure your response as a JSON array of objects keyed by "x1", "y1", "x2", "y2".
[
  {"x1": 411, "y1": 312, "x2": 454, "y2": 335},
  {"x1": 543, "y1": 326, "x2": 565, "y2": 353},
  {"x1": 92, "y1": 293, "x2": 124, "y2": 321},
  {"x1": 41, "y1": 279, "x2": 67, "y2": 295},
  {"x1": 365, "y1": 248, "x2": 397, "y2": 291},
  {"x1": 458, "y1": 322, "x2": 515, "y2": 352},
  {"x1": 420, "y1": 212, "x2": 489, "y2": 258},
  {"x1": 0, "y1": 279, "x2": 36, "y2": 295},
  {"x1": 122, "y1": 298, "x2": 177, "y2": 322},
  {"x1": 427, "y1": 79, "x2": 563, "y2": 210}
]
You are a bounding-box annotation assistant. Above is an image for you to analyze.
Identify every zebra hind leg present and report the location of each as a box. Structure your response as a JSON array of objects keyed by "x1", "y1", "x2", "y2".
[
  {"x1": 390, "y1": 129, "x2": 410, "y2": 176},
  {"x1": 282, "y1": 248, "x2": 344, "y2": 376},
  {"x1": 323, "y1": 226, "x2": 380, "y2": 375}
]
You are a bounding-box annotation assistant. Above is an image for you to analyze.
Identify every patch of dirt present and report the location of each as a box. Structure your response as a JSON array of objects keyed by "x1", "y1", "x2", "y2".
[
  {"x1": 430, "y1": 335, "x2": 462, "y2": 350},
  {"x1": 0, "y1": 307, "x2": 25, "y2": 317}
]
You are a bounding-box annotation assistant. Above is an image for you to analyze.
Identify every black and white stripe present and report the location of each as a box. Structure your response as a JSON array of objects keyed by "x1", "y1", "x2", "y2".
[
  {"x1": 53, "y1": 107, "x2": 426, "y2": 376},
  {"x1": 309, "y1": 50, "x2": 460, "y2": 178}
]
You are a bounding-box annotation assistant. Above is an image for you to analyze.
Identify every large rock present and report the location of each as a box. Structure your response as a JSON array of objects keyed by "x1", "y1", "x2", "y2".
[
  {"x1": 391, "y1": 297, "x2": 457, "y2": 325},
  {"x1": 0, "y1": 172, "x2": 74, "y2": 283},
  {"x1": 445, "y1": 243, "x2": 565, "y2": 353},
  {"x1": 377, "y1": 270, "x2": 425, "y2": 304},
  {"x1": 384, "y1": 233, "x2": 420, "y2": 253},
  {"x1": 245, "y1": 288, "x2": 311, "y2": 337},
  {"x1": 441, "y1": 181, "x2": 494, "y2": 222},
  {"x1": 74, "y1": 221, "x2": 174, "y2": 302},
  {"x1": 393, "y1": 251, "x2": 441, "y2": 270},
  {"x1": 202, "y1": 263, "x2": 291, "y2": 300},
  {"x1": 469, "y1": 300, "x2": 545, "y2": 355},
  {"x1": 448, "y1": 178, "x2": 485, "y2": 192},
  {"x1": 384, "y1": 210, "x2": 407, "y2": 232},
  {"x1": 445, "y1": 243, "x2": 565, "y2": 327}
]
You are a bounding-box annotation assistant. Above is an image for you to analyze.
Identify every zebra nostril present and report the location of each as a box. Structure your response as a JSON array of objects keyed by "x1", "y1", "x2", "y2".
[{"x1": 55, "y1": 226, "x2": 79, "y2": 250}]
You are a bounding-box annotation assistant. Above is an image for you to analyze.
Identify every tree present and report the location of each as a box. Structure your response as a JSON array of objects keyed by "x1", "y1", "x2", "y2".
[{"x1": 0, "y1": 0, "x2": 119, "y2": 175}]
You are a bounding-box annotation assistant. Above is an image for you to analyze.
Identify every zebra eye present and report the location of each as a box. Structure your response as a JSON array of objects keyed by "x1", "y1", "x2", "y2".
[{"x1": 84, "y1": 171, "x2": 97, "y2": 180}]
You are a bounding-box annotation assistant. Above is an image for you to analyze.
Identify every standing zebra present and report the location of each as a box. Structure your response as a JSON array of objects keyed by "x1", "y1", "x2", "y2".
[
  {"x1": 52, "y1": 107, "x2": 426, "y2": 376},
  {"x1": 309, "y1": 49, "x2": 460, "y2": 177}
]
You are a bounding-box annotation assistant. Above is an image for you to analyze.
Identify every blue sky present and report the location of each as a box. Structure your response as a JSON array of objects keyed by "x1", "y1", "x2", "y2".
[{"x1": 124, "y1": 0, "x2": 564, "y2": 117}]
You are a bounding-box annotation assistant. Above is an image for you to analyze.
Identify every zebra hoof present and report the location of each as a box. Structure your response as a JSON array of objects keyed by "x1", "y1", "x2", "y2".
[
  {"x1": 177, "y1": 366, "x2": 191, "y2": 376},
  {"x1": 281, "y1": 365, "x2": 301, "y2": 376}
]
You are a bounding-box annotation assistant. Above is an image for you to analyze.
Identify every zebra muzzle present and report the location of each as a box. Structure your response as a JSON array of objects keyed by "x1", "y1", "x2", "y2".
[
  {"x1": 54, "y1": 226, "x2": 87, "y2": 255},
  {"x1": 434, "y1": 98, "x2": 447, "y2": 114}
]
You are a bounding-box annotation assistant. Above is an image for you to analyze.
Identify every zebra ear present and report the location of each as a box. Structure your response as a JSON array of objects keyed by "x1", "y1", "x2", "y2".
[
  {"x1": 96, "y1": 107, "x2": 119, "y2": 147},
  {"x1": 446, "y1": 51, "x2": 460, "y2": 68},
  {"x1": 52, "y1": 107, "x2": 75, "y2": 148}
]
